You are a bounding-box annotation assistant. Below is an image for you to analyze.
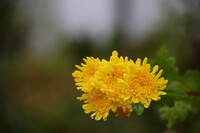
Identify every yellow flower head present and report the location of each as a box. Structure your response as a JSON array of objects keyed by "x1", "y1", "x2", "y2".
[
  {"x1": 72, "y1": 57, "x2": 101, "y2": 92},
  {"x1": 72, "y1": 51, "x2": 168, "y2": 120},
  {"x1": 78, "y1": 89, "x2": 111, "y2": 120}
]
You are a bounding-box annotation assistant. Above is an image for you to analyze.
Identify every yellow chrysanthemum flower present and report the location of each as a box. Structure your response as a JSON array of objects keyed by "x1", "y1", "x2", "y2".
[
  {"x1": 122, "y1": 57, "x2": 168, "y2": 108},
  {"x1": 94, "y1": 51, "x2": 133, "y2": 115},
  {"x1": 72, "y1": 51, "x2": 168, "y2": 121},
  {"x1": 77, "y1": 89, "x2": 111, "y2": 120},
  {"x1": 72, "y1": 57, "x2": 101, "y2": 92}
]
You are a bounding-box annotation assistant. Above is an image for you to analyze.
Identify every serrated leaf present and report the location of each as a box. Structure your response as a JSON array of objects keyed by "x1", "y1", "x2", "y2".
[
  {"x1": 149, "y1": 46, "x2": 179, "y2": 81},
  {"x1": 159, "y1": 101, "x2": 191, "y2": 128},
  {"x1": 152, "y1": 46, "x2": 200, "y2": 128},
  {"x1": 150, "y1": 46, "x2": 187, "y2": 105}
]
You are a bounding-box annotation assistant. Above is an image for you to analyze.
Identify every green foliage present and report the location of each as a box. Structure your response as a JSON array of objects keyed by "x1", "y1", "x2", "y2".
[
  {"x1": 151, "y1": 46, "x2": 200, "y2": 128},
  {"x1": 159, "y1": 101, "x2": 191, "y2": 128},
  {"x1": 133, "y1": 103, "x2": 144, "y2": 116},
  {"x1": 150, "y1": 46, "x2": 186, "y2": 106},
  {"x1": 181, "y1": 70, "x2": 200, "y2": 114},
  {"x1": 150, "y1": 46, "x2": 179, "y2": 81},
  {"x1": 181, "y1": 70, "x2": 200, "y2": 92}
]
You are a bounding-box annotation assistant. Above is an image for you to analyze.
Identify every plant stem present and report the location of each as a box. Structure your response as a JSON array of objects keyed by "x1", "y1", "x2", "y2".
[{"x1": 187, "y1": 91, "x2": 200, "y2": 96}]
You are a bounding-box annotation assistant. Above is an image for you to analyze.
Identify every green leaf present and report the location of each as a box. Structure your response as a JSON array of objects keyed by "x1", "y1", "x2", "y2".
[
  {"x1": 152, "y1": 46, "x2": 200, "y2": 128},
  {"x1": 181, "y1": 70, "x2": 200, "y2": 91},
  {"x1": 133, "y1": 103, "x2": 144, "y2": 116},
  {"x1": 149, "y1": 46, "x2": 179, "y2": 81},
  {"x1": 159, "y1": 81, "x2": 187, "y2": 106},
  {"x1": 159, "y1": 101, "x2": 191, "y2": 128}
]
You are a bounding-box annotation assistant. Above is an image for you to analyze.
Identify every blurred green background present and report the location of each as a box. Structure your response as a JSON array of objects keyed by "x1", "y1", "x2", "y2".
[{"x1": 1, "y1": 0, "x2": 200, "y2": 133}]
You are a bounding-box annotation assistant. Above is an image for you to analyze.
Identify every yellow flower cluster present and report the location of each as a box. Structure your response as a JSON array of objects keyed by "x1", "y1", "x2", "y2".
[{"x1": 72, "y1": 51, "x2": 168, "y2": 121}]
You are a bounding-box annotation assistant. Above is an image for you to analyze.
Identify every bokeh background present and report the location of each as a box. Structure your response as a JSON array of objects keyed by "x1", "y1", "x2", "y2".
[{"x1": 1, "y1": 0, "x2": 200, "y2": 133}]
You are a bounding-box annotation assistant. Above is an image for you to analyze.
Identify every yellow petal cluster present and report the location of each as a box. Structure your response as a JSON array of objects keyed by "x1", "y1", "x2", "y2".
[{"x1": 72, "y1": 51, "x2": 168, "y2": 120}]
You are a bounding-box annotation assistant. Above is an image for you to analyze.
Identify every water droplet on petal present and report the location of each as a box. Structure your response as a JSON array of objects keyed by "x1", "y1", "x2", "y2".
[
  {"x1": 103, "y1": 118, "x2": 107, "y2": 121},
  {"x1": 91, "y1": 116, "x2": 94, "y2": 119}
]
